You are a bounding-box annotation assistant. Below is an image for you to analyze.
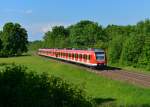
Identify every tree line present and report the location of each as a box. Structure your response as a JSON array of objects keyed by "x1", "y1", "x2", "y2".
[
  {"x1": 29, "y1": 19, "x2": 150, "y2": 70},
  {"x1": 106, "y1": 20, "x2": 150, "y2": 70},
  {"x1": 0, "y1": 22, "x2": 28, "y2": 57},
  {"x1": 29, "y1": 21, "x2": 108, "y2": 50}
]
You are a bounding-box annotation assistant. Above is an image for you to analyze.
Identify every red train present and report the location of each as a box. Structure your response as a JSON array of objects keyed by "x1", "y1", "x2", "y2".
[{"x1": 38, "y1": 48, "x2": 107, "y2": 67}]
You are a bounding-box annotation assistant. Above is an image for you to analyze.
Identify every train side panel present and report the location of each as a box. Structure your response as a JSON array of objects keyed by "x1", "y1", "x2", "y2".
[{"x1": 38, "y1": 48, "x2": 106, "y2": 67}]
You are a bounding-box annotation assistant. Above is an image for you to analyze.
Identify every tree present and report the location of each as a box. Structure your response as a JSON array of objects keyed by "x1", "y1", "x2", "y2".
[
  {"x1": 28, "y1": 40, "x2": 43, "y2": 51},
  {"x1": 0, "y1": 31, "x2": 2, "y2": 50},
  {"x1": 120, "y1": 34, "x2": 145, "y2": 66},
  {"x1": 0, "y1": 22, "x2": 28, "y2": 56},
  {"x1": 138, "y1": 35, "x2": 150, "y2": 70},
  {"x1": 68, "y1": 20, "x2": 107, "y2": 48},
  {"x1": 134, "y1": 19, "x2": 150, "y2": 69},
  {"x1": 43, "y1": 26, "x2": 69, "y2": 48},
  {"x1": 0, "y1": 39, "x2": 2, "y2": 51},
  {"x1": 108, "y1": 35, "x2": 125, "y2": 64}
]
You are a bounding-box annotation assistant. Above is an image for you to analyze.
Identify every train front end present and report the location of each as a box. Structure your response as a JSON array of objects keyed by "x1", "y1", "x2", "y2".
[{"x1": 94, "y1": 49, "x2": 107, "y2": 67}]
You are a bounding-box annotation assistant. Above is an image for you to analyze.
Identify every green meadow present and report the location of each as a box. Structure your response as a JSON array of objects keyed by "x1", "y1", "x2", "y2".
[{"x1": 0, "y1": 55, "x2": 150, "y2": 106}]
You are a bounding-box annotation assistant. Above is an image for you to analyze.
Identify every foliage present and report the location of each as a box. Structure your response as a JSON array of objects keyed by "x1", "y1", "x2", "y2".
[
  {"x1": 0, "y1": 22, "x2": 28, "y2": 57},
  {"x1": 0, "y1": 64, "x2": 92, "y2": 107},
  {"x1": 41, "y1": 20, "x2": 108, "y2": 49},
  {"x1": 0, "y1": 39, "x2": 2, "y2": 51},
  {"x1": 108, "y1": 35, "x2": 125, "y2": 64},
  {"x1": 43, "y1": 26, "x2": 69, "y2": 48},
  {"x1": 138, "y1": 35, "x2": 150, "y2": 70},
  {"x1": 120, "y1": 34, "x2": 145, "y2": 66},
  {"x1": 68, "y1": 20, "x2": 107, "y2": 48},
  {"x1": 28, "y1": 40, "x2": 43, "y2": 51},
  {"x1": 105, "y1": 20, "x2": 150, "y2": 70}
]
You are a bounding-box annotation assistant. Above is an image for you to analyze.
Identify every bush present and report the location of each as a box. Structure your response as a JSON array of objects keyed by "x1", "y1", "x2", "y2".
[{"x1": 0, "y1": 64, "x2": 92, "y2": 107}]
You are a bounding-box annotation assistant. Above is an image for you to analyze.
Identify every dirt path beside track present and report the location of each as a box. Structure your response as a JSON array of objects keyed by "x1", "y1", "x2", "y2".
[{"x1": 93, "y1": 70, "x2": 150, "y2": 88}]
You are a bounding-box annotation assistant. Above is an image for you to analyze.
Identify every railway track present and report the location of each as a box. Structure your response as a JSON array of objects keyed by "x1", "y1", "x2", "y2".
[
  {"x1": 42, "y1": 56, "x2": 150, "y2": 88},
  {"x1": 98, "y1": 70, "x2": 150, "y2": 87}
]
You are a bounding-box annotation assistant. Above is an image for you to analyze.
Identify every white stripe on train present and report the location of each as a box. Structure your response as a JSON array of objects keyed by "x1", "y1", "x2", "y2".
[{"x1": 39, "y1": 53, "x2": 98, "y2": 67}]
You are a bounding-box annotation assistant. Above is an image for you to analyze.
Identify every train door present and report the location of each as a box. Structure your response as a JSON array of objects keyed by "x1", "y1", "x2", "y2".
[
  {"x1": 75, "y1": 53, "x2": 78, "y2": 61},
  {"x1": 83, "y1": 54, "x2": 87, "y2": 63},
  {"x1": 79, "y1": 54, "x2": 82, "y2": 62},
  {"x1": 87, "y1": 54, "x2": 91, "y2": 63},
  {"x1": 72, "y1": 53, "x2": 74, "y2": 60}
]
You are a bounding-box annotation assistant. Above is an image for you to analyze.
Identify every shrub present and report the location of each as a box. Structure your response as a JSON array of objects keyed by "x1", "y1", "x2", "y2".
[{"x1": 0, "y1": 64, "x2": 92, "y2": 107}]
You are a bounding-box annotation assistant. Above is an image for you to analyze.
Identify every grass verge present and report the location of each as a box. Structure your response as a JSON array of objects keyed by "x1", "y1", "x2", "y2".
[{"x1": 0, "y1": 55, "x2": 150, "y2": 106}]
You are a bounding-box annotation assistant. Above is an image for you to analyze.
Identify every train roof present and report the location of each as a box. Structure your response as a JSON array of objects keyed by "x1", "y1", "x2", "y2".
[{"x1": 38, "y1": 48, "x2": 104, "y2": 53}]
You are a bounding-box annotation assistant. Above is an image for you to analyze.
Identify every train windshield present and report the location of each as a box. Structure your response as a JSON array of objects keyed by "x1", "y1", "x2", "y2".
[{"x1": 95, "y1": 52, "x2": 105, "y2": 60}]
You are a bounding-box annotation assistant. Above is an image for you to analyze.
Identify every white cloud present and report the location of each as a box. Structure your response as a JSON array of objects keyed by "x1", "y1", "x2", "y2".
[
  {"x1": 25, "y1": 22, "x2": 70, "y2": 35},
  {"x1": 22, "y1": 22, "x2": 71, "y2": 41},
  {"x1": 3, "y1": 9, "x2": 33, "y2": 15},
  {"x1": 41, "y1": 22, "x2": 69, "y2": 33},
  {"x1": 25, "y1": 10, "x2": 33, "y2": 14}
]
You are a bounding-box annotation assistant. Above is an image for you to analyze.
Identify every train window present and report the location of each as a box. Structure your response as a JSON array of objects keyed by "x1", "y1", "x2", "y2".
[
  {"x1": 83, "y1": 54, "x2": 86, "y2": 59},
  {"x1": 75, "y1": 54, "x2": 77, "y2": 58},
  {"x1": 85, "y1": 55, "x2": 87, "y2": 59},
  {"x1": 69, "y1": 53, "x2": 71, "y2": 57},
  {"x1": 79, "y1": 54, "x2": 82, "y2": 58},
  {"x1": 72, "y1": 53, "x2": 74, "y2": 58},
  {"x1": 95, "y1": 52, "x2": 105, "y2": 60},
  {"x1": 75, "y1": 54, "x2": 78, "y2": 58},
  {"x1": 87, "y1": 55, "x2": 91, "y2": 60}
]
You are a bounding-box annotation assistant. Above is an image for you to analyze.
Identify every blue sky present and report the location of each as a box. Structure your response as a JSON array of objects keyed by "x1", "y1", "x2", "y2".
[{"x1": 0, "y1": 0, "x2": 150, "y2": 41}]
